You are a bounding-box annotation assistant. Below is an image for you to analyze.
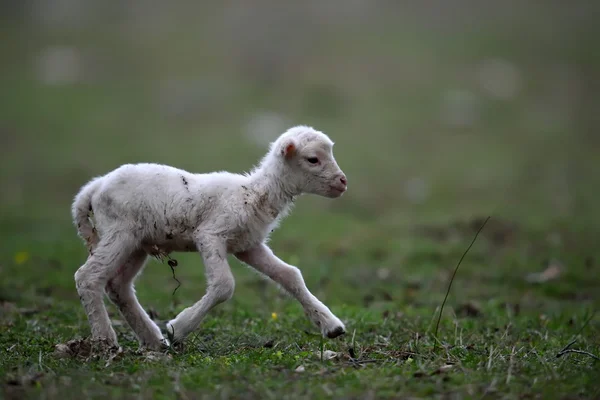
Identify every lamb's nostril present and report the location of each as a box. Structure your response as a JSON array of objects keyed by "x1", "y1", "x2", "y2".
[{"x1": 340, "y1": 176, "x2": 347, "y2": 186}]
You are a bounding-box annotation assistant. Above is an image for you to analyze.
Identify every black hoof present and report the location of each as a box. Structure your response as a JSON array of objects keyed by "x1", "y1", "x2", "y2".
[
  {"x1": 166, "y1": 327, "x2": 175, "y2": 344},
  {"x1": 327, "y1": 326, "x2": 346, "y2": 339},
  {"x1": 158, "y1": 339, "x2": 171, "y2": 351}
]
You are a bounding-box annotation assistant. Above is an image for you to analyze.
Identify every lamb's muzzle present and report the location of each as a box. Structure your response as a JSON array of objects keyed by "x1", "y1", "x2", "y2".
[
  {"x1": 71, "y1": 125, "x2": 347, "y2": 349},
  {"x1": 330, "y1": 174, "x2": 348, "y2": 195}
]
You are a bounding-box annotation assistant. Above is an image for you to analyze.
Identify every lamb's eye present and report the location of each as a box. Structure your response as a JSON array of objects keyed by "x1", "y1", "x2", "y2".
[{"x1": 307, "y1": 157, "x2": 319, "y2": 164}]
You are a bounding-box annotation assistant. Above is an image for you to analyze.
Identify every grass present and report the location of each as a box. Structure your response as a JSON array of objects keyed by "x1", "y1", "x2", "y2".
[
  {"x1": 2, "y1": 2, "x2": 600, "y2": 398},
  {"x1": 2, "y1": 212, "x2": 599, "y2": 399}
]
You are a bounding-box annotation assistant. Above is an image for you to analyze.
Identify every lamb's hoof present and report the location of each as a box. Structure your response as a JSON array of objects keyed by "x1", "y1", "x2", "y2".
[
  {"x1": 164, "y1": 322, "x2": 184, "y2": 352},
  {"x1": 326, "y1": 326, "x2": 346, "y2": 339},
  {"x1": 142, "y1": 339, "x2": 169, "y2": 352},
  {"x1": 160, "y1": 338, "x2": 171, "y2": 350},
  {"x1": 165, "y1": 323, "x2": 176, "y2": 343}
]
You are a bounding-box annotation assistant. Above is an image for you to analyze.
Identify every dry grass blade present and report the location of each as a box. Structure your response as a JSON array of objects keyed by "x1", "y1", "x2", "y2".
[
  {"x1": 555, "y1": 310, "x2": 599, "y2": 361},
  {"x1": 433, "y1": 216, "x2": 490, "y2": 350},
  {"x1": 556, "y1": 339, "x2": 600, "y2": 362},
  {"x1": 557, "y1": 349, "x2": 600, "y2": 361}
]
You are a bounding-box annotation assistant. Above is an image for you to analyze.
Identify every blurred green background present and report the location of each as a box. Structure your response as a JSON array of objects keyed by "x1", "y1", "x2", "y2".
[
  {"x1": 2, "y1": 0, "x2": 599, "y2": 226},
  {"x1": 2, "y1": 2, "x2": 600, "y2": 398}
]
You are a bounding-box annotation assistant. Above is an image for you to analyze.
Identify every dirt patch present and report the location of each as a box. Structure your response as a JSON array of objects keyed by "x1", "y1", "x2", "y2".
[
  {"x1": 54, "y1": 337, "x2": 173, "y2": 364},
  {"x1": 54, "y1": 337, "x2": 121, "y2": 361}
]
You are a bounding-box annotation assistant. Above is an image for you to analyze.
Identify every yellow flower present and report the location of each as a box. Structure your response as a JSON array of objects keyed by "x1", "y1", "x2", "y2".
[
  {"x1": 14, "y1": 251, "x2": 29, "y2": 265},
  {"x1": 271, "y1": 312, "x2": 278, "y2": 321}
]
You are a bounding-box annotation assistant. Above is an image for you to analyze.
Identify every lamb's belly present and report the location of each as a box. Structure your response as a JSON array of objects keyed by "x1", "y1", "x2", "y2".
[
  {"x1": 142, "y1": 222, "x2": 270, "y2": 256},
  {"x1": 226, "y1": 228, "x2": 267, "y2": 254},
  {"x1": 142, "y1": 235, "x2": 197, "y2": 256}
]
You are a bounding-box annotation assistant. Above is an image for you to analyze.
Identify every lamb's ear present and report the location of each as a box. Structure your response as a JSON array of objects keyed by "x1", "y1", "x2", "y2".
[{"x1": 280, "y1": 139, "x2": 297, "y2": 159}]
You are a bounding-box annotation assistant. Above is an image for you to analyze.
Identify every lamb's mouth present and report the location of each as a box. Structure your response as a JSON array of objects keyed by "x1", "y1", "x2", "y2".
[{"x1": 329, "y1": 185, "x2": 347, "y2": 195}]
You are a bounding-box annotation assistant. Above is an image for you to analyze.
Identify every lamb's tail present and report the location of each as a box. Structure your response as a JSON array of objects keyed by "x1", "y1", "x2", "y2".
[{"x1": 72, "y1": 177, "x2": 102, "y2": 252}]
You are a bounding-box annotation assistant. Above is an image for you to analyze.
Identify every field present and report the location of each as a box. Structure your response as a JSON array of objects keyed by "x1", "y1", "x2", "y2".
[{"x1": 1, "y1": 2, "x2": 600, "y2": 399}]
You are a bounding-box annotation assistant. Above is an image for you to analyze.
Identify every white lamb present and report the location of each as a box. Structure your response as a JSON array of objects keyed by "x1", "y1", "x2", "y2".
[{"x1": 72, "y1": 125, "x2": 349, "y2": 350}]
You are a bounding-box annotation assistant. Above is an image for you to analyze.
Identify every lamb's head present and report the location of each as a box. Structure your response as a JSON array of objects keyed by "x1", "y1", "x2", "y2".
[{"x1": 272, "y1": 126, "x2": 347, "y2": 198}]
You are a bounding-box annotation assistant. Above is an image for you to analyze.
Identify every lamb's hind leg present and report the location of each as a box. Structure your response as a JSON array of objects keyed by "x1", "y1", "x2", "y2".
[
  {"x1": 105, "y1": 250, "x2": 167, "y2": 350},
  {"x1": 74, "y1": 232, "x2": 137, "y2": 347}
]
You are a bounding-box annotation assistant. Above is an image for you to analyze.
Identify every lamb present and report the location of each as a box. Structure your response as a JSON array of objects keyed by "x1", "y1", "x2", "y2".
[{"x1": 72, "y1": 125, "x2": 349, "y2": 350}]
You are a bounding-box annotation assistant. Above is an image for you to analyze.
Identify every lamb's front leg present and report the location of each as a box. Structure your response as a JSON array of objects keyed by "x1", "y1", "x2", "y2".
[
  {"x1": 235, "y1": 243, "x2": 345, "y2": 339},
  {"x1": 166, "y1": 237, "x2": 235, "y2": 344}
]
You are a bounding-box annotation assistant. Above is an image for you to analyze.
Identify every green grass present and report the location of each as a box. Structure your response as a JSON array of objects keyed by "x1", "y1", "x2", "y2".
[
  {"x1": 2, "y1": 214, "x2": 599, "y2": 399},
  {"x1": 2, "y1": 3, "x2": 600, "y2": 398}
]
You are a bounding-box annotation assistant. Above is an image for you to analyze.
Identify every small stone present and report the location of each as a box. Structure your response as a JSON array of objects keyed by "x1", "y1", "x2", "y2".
[{"x1": 316, "y1": 350, "x2": 339, "y2": 360}]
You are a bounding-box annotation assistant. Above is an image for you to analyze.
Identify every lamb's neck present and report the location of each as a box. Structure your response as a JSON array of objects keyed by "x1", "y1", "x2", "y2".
[{"x1": 247, "y1": 168, "x2": 298, "y2": 218}]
